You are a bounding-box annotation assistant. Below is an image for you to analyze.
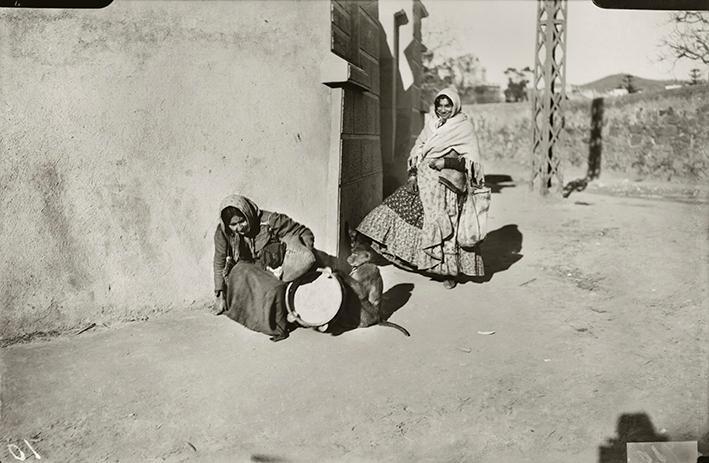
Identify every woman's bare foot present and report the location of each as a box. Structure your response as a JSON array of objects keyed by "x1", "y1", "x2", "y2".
[{"x1": 443, "y1": 279, "x2": 457, "y2": 289}]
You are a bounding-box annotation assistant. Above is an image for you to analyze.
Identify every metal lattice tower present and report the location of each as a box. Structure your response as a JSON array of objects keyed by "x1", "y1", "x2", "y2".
[{"x1": 530, "y1": 0, "x2": 568, "y2": 195}]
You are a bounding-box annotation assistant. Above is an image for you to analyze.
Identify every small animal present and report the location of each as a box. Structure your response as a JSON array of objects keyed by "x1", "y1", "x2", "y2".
[{"x1": 345, "y1": 228, "x2": 410, "y2": 337}]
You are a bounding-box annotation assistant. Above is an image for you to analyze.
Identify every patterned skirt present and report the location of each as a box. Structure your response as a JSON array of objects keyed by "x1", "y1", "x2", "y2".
[{"x1": 356, "y1": 172, "x2": 484, "y2": 277}]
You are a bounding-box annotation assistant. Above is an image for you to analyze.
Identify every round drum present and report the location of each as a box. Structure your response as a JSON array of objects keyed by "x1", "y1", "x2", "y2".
[{"x1": 285, "y1": 268, "x2": 343, "y2": 328}]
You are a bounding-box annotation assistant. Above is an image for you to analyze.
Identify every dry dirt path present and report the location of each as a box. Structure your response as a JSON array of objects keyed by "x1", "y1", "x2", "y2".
[{"x1": 2, "y1": 174, "x2": 707, "y2": 463}]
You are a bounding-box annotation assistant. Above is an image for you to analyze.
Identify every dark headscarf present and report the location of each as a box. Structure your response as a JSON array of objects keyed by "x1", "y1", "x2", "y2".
[
  {"x1": 218, "y1": 194, "x2": 266, "y2": 260},
  {"x1": 218, "y1": 194, "x2": 261, "y2": 238}
]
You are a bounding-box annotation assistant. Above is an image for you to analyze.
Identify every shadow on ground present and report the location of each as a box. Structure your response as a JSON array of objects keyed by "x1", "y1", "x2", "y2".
[
  {"x1": 598, "y1": 412, "x2": 675, "y2": 463},
  {"x1": 461, "y1": 224, "x2": 524, "y2": 284},
  {"x1": 485, "y1": 174, "x2": 517, "y2": 194},
  {"x1": 381, "y1": 283, "x2": 415, "y2": 320},
  {"x1": 251, "y1": 454, "x2": 291, "y2": 463},
  {"x1": 327, "y1": 283, "x2": 415, "y2": 336},
  {"x1": 563, "y1": 97, "x2": 604, "y2": 199}
]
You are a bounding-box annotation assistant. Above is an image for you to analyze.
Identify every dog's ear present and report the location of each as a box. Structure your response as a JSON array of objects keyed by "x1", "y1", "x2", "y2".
[
  {"x1": 361, "y1": 248, "x2": 373, "y2": 262},
  {"x1": 345, "y1": 222, "x2": 358, "y2": 246}
]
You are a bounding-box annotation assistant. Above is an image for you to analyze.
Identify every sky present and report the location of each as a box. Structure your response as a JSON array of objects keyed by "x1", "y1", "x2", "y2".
[{"x1": 422, "y1": 0, "x2": 705, "y2": 87}]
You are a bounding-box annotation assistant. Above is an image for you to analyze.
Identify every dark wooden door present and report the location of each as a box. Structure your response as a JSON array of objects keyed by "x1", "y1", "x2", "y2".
[{"x1": 331, "y1": 0, "x2": 382, "y2": 259}]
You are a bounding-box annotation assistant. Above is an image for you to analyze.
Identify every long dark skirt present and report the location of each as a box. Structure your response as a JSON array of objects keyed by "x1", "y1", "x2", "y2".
[{"x1": 223, "y1": 261, "x2": 289, "y2": 338}]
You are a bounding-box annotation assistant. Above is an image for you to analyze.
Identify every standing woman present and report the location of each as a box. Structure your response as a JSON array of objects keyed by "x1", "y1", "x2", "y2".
[
  {"x1": 356, "y1": 88, "x2": 485, "y2": 288},
  {"x1": 213, "y1": 194, "x2": 316, "y2": 341}
]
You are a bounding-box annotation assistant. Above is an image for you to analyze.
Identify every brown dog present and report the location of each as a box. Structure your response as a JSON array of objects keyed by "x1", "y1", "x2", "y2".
[{"x1": 344, "y1": 228, "x2": 410, "y2": 337}]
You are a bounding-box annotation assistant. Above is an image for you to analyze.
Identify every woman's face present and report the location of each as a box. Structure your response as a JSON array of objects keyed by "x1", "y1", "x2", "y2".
[
  {"x1": 435, "y1": 96, "x2": 454, "y2": 120},
  {"x1": 228, "y1": 213, "x2": 249, "y2": 235}
]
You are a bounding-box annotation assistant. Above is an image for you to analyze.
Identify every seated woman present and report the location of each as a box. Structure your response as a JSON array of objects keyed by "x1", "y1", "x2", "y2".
[
  {"x1": 213, "y1": 194, "x2": 317, "y2": 342},
  {"x1": 355, "y1": 88, "x2": 485, "y2": 289}
]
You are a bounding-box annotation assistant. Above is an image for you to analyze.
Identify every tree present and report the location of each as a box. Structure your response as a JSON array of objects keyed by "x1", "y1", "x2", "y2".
[
  {"x1": 503, "y1": 67, "x2": 533, "y2": 102},
  {"x1": 422, "y1": 50, "x2": 488, "y2": 103},
  {"x1": 689, "y1": 68, "x2": 702, "y2": 84},
  {"x1": 421, "y1": 22, "x2": 460, "y2": 101},
  {"x1": 660, "y1": 11, "x2": 709, "y2": 65},
  {"x1": 622, "y1": 74, "x2": 638, "y2": 94},
  {"x1": 422, "y1": 23, "x2": 490, "y2": 104},
  {"x1": 422, "y1": 46, "x2": 452, "y2": 102}
]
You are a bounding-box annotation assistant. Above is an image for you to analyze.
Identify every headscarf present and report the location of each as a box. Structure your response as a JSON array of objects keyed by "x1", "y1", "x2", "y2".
[
  {"x1": 434, "y1": 87, "x2": 462, "y2": 126},
  {"x1": 218, "y1": 194, "x2": 261, "y2": 237},
  {"x1": 218, "y1": 194, "x2": 266, "y2": 260},
  {"x1": 411, "y1": 88, "x2": 480, "y2": 165}
]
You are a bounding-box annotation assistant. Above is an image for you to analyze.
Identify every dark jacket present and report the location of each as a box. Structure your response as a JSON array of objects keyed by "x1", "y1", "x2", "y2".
[{"x1": 213, "y1": 210, "x2": 314, "y2": 293}]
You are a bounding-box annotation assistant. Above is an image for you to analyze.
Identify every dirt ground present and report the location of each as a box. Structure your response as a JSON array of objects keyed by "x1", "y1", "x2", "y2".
[{"x1": 2, "y1": 164, "x2": 708, "y2": 463}]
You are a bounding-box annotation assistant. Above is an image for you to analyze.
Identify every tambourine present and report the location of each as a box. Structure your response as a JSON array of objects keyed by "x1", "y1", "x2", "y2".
[{"x1": 285, "y1": 267, "x2": 343, "y2": 331}]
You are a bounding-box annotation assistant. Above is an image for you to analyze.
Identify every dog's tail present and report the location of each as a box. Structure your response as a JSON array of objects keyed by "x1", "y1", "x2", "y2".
[{"x1": 378, "y1": 321, "x2": 411, "y2": 337}]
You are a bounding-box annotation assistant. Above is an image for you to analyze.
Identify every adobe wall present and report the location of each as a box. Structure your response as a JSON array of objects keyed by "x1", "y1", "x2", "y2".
[{"x1": 0, "y1": 1, "x2": 335, "y2": 339}]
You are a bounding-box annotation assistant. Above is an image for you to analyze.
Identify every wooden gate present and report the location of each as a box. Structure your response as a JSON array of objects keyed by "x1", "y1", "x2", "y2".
[{"x1": 330, "y1": 0, "x2": 382, "y2": 260}]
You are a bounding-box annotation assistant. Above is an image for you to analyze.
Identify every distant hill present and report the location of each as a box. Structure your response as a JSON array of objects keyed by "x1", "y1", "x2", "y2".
[{"x1": 574, "y1": 74, "x2": 686, "y2": 93}]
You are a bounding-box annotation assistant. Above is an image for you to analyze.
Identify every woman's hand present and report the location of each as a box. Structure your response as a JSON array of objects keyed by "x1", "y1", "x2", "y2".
[
  {"x1": 407, "y1": 155, "x2": 417, "y2": 170},
  {"x1": 267, "y1": 266, "x2": 284, "y2": 280},
  {"x1": 222, "y1": 256, "x2": 235, "y2": 280},
  {"x1": 428, "y1": 159, "x2": 445, "y2": 171},
  {"x1": 406, "y1": 175, "x2": 418, "y2": 194}
]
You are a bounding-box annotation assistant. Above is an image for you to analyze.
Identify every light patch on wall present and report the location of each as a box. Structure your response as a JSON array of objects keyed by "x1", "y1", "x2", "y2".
[{"x1": 379, "y1": 0, "x2": 415, "y2": 90}]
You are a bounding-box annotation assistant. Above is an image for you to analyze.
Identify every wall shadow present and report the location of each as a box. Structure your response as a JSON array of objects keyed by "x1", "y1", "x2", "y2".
[
  {"x1": 381, "y1": 23, "x2": 427, "y2": 198},
  {"x1": 563, "y1": 97, "x2": 604, "y2": 198},
  {"x1": 379, "y1": 22, "x2": 402, "y2": 199},
  {"x1": 598, "y1": 413, "x2": 669, "y2": 463},
  {"x1": 463, "y1": 224, "x2": 523, "y2": 284},
  {"x1": 484, "y1": 174, "x2": 517, "y2": 194}
]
